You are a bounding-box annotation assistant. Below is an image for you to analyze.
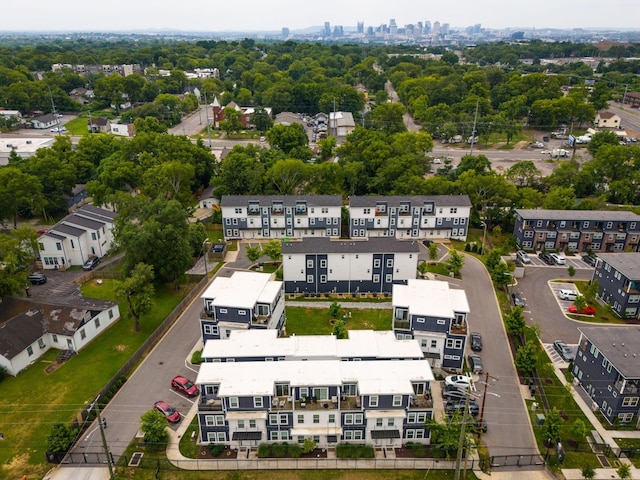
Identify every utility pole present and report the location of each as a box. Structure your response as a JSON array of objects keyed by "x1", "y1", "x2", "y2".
[
  {"x1": 478, "y1": 372, "x2": 499, "y2": 439},
  {"x1": 469, "y1": 99, "x2": 479, "y2": 156},
  {"x1": 93, "y1": 396, "x2": 115, "y2": 479},
  {"x1": 454, "y1": 391, "x2": 471, "y2": 480},
  {"x1": 204, "y1": 92, "x2": 212, "y2": 147}
]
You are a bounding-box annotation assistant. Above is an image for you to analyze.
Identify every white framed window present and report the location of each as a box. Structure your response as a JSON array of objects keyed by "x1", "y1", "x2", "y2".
[
  {"x1": 254, "y1": 397, "x2": 263, "y2": 408},
  {"x1": 229, "y1": 397, "x2": 239, "y2": 408},
  {"x1": 320, "y1": 275, "x2": 327, "y2": 283},
  {"x1": 417, "y1": 317, "x2": 425, "y2": 323},
  {"x1": 307, "y1": 275, "x2": 314, "y2": 283},
  {"x1": 392, "y1": 395, "x2": 402, "y2": 407},
  {"x1": 369, "y1": 395, "x2": 378, "y2": 407},
  {"x1": 320, "y1": 259, "x2": 327, "y2": 268},
  {"x1": 622, "y1": 397, "x2": 639, "y2": 407}
]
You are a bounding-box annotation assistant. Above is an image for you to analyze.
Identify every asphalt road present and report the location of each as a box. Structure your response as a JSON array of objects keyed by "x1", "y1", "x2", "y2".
[
  {"x1": 459, "y1": 254, "x2": 538, "y2": 458},
  {"x1": 515, "y1": 263, "x2": 595, "y2": 345},
  {"x1": 606, "y1": 103, "x2": 640, "y2": 138}
]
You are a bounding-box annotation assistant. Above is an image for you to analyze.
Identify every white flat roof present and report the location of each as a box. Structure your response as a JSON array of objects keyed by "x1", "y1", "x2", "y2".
[
  {"x1": 201, "y1": 271, "x2": 281, "y2": 309},
  {"x1": 201, "y1": 329, "x2": 424, "y2": 360},
  {"x1": 392, "y1": 279, "x2": 469, "y2": 317},
  {"x1": 196, "y1": 359, "x2": 434, "y2": 397},
  {"x1": 0, "y1": 137, "x2": 55, "y2": 160}
]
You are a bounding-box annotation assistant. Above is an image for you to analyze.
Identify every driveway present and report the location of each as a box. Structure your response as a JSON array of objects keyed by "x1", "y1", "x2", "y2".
[{"x1": 459, "y1": 255, "x2": 538, "y2": 458}]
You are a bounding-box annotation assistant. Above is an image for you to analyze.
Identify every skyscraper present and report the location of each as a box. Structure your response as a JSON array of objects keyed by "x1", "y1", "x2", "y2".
[
  {"x1": 324, "y1": 21, "x2": 331, "y2": 37},
  {"x1": 282, "y1": 27, "x2": 289, "y2": 39},
  {"x1": 357, "y1": 21, "x2": 364, "y2": 34}
]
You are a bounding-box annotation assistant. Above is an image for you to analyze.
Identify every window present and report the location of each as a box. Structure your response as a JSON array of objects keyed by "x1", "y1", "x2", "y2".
[
  {"x1": 328, "y1": 414, "x2": 335, "y2": 423},
  {"x1": 238, "y1": 310, "x2": 247, "y2": 316},
  {"x1": 416, "y1": 317, "x2": 425, "y2": 323},
  {"x1": 385, "y1": 274, "x2": 393, "y2": 283},
  {"x1": 254, "y1": 397, "x2": 263, "y2": 408},
  {"x1": 431, "y1": 340, "x2": 437, "y2": 348},
  {"x1": 619, "y1": 413, "x2": 634, "y2": 423},
  {"x1": 27, "y1": 345, "x2": 33, "y2": 356},
  {"x1": 446, "y1": 338, "x2": 463, "y2": 349},
  {"x1": 373, "y1": 274, "x2": 380, "y2": 283},
  {"x1": 622, "y1": 397, "x2": 639, "y2": 407},
  {"x1": 373, "y1": 259, "x2": 381, "y2": 268},
  {"x1": 393, "y1": 395, "x2": 402, "y2": 407},
  {"x1": 450, "y1": 207, "x2": 457, "y2": 214},
  {"x1": 229, "y1": 397, "x2": 239, "y2": 409},
  {"x1": 307, "y1": 275, "x2": 314, "y2": 283},
  {"x1": 80, "y1": 329, "x2": 86, "y2": 340},
  {"x1": 320, "y1": 259, "x2": 327, "y2": 268},
  {"x1": 94, "y1": 318, "x2": 101, "y2": 329},
  {"x1": 237, "y1": 420, "x2": 245, "y2": 429},
  {"x1": 219, "y1": 308, "x2": 227, "y2": 314},
  {"x1": 313, "y1": 414, "x2": 320, "y2": 424},
  {"x1": 320, "y1": 275, "x2": 327, "y2": 283},
  {"x1": 386, "y1": 259, "x2": 393, "y2": 268},
  {"x1": 369, "y1": 396, "x2": 378, "y2": 407},
  {"x1": 376, "y1": 418, "x2": 383, "y2": 427}
]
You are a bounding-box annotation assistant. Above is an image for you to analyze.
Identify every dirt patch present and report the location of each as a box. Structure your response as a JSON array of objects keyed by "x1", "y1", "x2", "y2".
[
  {"x1": 395, "y1": 445, "x2": 434, "y2": 458},
  {"x1": 198, "y1": 445, "x2": 238, "y2": 459},
  {"x1": 44, "y1": 362, "x2": 63, "y2": 375},
  {"x1": 115, "y1": 345, "x2": 127, "y2": 352}
]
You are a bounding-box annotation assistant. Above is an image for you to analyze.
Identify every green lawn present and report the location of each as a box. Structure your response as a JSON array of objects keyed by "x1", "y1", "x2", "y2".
[
  {"x1": 569, "y1": 280, "x2": 624, "y2": 324},
  {"x1": 64, "y1": 116, "x2": 90, "y2": 135},
  {"x1": 0, "y1": 279, "x2": 192, "y2": 479},
  {"x1": 285, "y1": 306, "x2": 392, "y2": 335}
]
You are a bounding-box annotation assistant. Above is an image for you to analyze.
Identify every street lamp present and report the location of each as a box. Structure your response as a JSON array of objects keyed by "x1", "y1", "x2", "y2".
[
  {"x1": 480, "y1": 220, "x2": 487, "y2": 255},
  {"x1": 202, "y1": 239, "x2": 210, "y2": 276}
]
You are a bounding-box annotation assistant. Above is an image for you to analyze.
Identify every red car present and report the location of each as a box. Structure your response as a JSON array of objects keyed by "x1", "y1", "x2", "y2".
[
  {"x1": 154, "y1": 401, "x2": 181, "y2": 423},
  {"x1": 568, "y1": 305, "x2": 595, "y2": 315},
  {"x1": 171, "y1": 375, "x2": 198, "y2": 397}
]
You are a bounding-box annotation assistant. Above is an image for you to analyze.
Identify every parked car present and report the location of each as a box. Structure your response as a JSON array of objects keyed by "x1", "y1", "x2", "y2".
[
  {"x1": 538, "y1": 252, "x2": 554, "y2": 265},
  {"x1": 558, "y1": 289, "x2": 579, "y2": 301},
  {"x1": 445, "y1": 399, "x2": 480, "y2": 417},
  {"x1": 582, "y1": 255, "x2": 598, "y2": 267},
  {"x1": 549, "y1": 253, "x2": 566, "y2": 265},
  {"x1": 516, "y1": 250, "x2": 531, "y2": 264},
  {"x1": 442, "y1": 384, "x2": 469, "y2": 401},
  {"x1": 512, "y1": 292, "x2": 525, "y2": 307},
  {"x1": 82, "y1": 256, "x2": 100, "y2": 271},
  {"x1": 473, "y1": 418, "x2": 488, "y2": 433},
  {"x1": 50, "y1": 126, "x2": 67, "y2": 133},
  {"x1": 422, "y1": 239, "x2": 432, "y2": 247},
  {"x1": 445, "y1": 375, "x2": 473, "y2": 390},
  {"x1": 154, "y1": 401, "x2": 181, "y2": 423},
  {"x1": 171, "y1": 375, "x2": 199, "y2": 397},
  {"x1": 470, "y1": 332, "x2": 482, "y2": 352},
  {"x1": 468, "y1": 354, "x2": 483, "y2": 374},
  {"x1": 553, "y1": 341, "x2": 575, "y2": 362},
  {"x1": 568, "y1": 305, "x2": 595, "y2": 315},
  {"x1": 27, "y1": 273, "x2": 47, "y2": 285},
  {"x1": 433, "y1": 158, "x2": 442, "y2": 164}
]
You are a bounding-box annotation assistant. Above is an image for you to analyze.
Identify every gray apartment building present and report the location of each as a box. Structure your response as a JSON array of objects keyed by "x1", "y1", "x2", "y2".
[
  {"x1": 349, "y1": 196, "x2": 472, "y2": 241},
  {"x1": 573, "y1": 327, "x2": 640, "y2": 425},
  {"x1": 221, "y1": 195, "x2": 342, "y2": 240},
  {"x1": 593, "y1": 253, "x2": 640, "y2": 319},
  {"x1": 514, "y1": 209, "x2": 640, "y2": 253}
]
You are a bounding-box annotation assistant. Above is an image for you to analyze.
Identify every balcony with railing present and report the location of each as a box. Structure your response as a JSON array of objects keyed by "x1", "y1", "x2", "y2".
[
  {"x1": 408, "y1": 393, "x2": 433, "y2": 410},
  {"x1": 271, "y1": 396, "x2": 293, "y2": 411},
  {"x1": 398, "y1": 208, "x2": 411, "y2": 216},
  {"x1": 252, "y1": 314, "x2": 271, "y2": 326},
  {"x1": 200, "y1": 308, "x2": 215, "y2": 320},
  {"x1": 614, "y1": 379, "x2": 640, "y2": 395},
  {"x1": 394, "y1": 319, "x2": 410, "y2": 330},
  {"x1": 450, "y1": 323, "x2": 467, "y2": 335},
  {"x1": 294, "y1": 396, "x2": 340, "y2": 411},
  {"x1": 247, "y1": 207, "x2": 261, "y2": 216},
  {"x1": 199, "y1": 397, "x2": 223, "y2": 411},
  {"x1": 375, "y1": 208, "x2": 388, "y2": 216}
]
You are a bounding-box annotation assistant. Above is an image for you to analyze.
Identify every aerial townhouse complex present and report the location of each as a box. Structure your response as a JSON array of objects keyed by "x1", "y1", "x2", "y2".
[
  {"x1": 593, "y1": 253, "x2": 640, "y2": 319},
  {"x1": 220, "y1": 195, "x2": 343, "y2": 240},
  {"x1": 195, "y1": 329, "x2": 434, "y2": 449},
  {"x1": 514, "y1": 209, "x2": 640, "y2": 253},
  {"x1": 348, "y1": 195, "x2": 471, "y2": 241}
]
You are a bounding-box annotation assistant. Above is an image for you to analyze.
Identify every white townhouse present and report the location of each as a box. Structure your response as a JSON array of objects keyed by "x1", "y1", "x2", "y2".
[
  {"x1": 199, "y1": 271, "x2": 286, "y2": 343},
  {"x1": 393, "y1": 280, "x2": 470, "y2": 372},
  {"x1": 281, "y1": 237, "x2": 419, "y2": 295},
  {"x1": 201, "y1": 329, "x2": 425, "y2": 363},
  {"x1": 196, "y1": 357, "x2": 434, "y2": 449},
  {"x1": 37, "y1": 205, "x2": 116, "y2": 270},
  {"x1": 220, "y1": 195, "x2": 342, "y2": 240},
  {"x1": 349, "y1": 195, "x2": 472, "y2": 241},
  {"x1": 0, "y1": 298, "x2": 120, "y2": 376}
]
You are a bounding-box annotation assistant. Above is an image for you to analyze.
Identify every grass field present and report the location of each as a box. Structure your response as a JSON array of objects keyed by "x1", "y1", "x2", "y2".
[
  {"x1": 0, "y1": 279, "x2": 193, "y2": 479},
  {"x1": 285, "y1": 306, "x2": 392, "y2": 335}
]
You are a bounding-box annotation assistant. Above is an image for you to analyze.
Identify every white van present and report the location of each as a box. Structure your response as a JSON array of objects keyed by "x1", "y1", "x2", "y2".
[{"x1": 558, "y1": 289, "x2": 578, "y2": 300}]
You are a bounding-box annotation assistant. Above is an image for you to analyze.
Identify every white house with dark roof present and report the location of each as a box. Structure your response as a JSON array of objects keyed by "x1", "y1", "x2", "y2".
[
  {"x1": 37, "y1": 205, "x2": 116, "y2": 270},
  {"x1": 392, "y1": 280, "x2": 470, "y2": 371},
  {"x1": 0, "y1": 298, "x2": 119, "y2": 376},
  {"x1": 31, "y1": 114, "x2": 58, "y2": 129},
  {"x1": 595, "y1": 111, "x2": 621, "y2": 129},
  {"x1": 221, "y1": 195, "x2": 342, "y2": 240},
  {"x1": 282, "y1": 237, "x2": 419, "y2": 295},
  {"x1": 199, "y1": 271, "x2": 285, "y2": 342},
  {"x1": 349, "y1": 195, "x2": 472, "y2": 241}
]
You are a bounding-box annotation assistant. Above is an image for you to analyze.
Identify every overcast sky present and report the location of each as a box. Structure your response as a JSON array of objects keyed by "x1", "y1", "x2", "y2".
[{"x1": 3, "y1": 0, "x2": 640, "y2": 32}]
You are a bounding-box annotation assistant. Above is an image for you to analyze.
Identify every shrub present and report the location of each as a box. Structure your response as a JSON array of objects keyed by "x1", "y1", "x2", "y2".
[
  {"x1": 272, "y1": 442, "x2": 287, "y2": 458},
  {"x1": 303, "y1": 438, "x2": 316, "y2": 454},
  {"x1": 191, "y1": 350, "x2": 203, "y2": 364},
  {"x1": 209, "y1": 443, "x2": 225, "y2": 456},
  {"x1": 0, "y1": 365, "x2": 8, "y2": 382},
  {"x1": 464, "y1": 243, "x2": 471, "y2": 252},
  {"x1": 288, "y1": 444, "x2": 302, "y2": 458},
  {"x1": 257, "y1": 444, "x2": 270, "y2": 458},
  {"x1": 335, "y1": 443, "x2": 375, "y2": 459}
]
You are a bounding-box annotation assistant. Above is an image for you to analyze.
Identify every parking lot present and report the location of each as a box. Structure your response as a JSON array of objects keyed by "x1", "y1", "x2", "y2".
[{"x1": 524, "y1": 253, "x2": 595, "y2": 270}]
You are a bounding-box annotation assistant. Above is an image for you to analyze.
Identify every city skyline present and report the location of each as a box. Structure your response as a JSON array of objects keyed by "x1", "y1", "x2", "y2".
[{"x1": 2, "y1": 0, "x2": 640, "y2": 33}]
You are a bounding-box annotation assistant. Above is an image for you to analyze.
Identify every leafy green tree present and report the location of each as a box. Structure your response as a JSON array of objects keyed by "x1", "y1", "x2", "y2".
[
  {"x1": 428, "y1": 243, "x2": 439, "y2": 262},
  {"x1": 426, "y1": 413, "x2": 464, "y2": 460},
  {"x1": 542, "y1": 407, "x2": 563, "y2": 445},
  {"x1": 573, "y1": 295, "x2": 587, "y2": 313},
  {"x1": 252, "y1": 107, "x2": 273, "y2": 133},
  {"x1": 587, "y1": 130, "x2": 620, "y2": 156},
  {"x1": 262, "y1": 240, "x2": 282, "y2": 262},
  {"x1": 266, "y1": 123, "x2": 308, "y2": 154},
  {"x1": 543, "y1": 186, "x2": 576, "y2": 210},
  {"x1": 245, "y1": 245, "x2": 262, "y2": 263},
  {"x1": 329, "y1": 301, "x2": 341, "y2": 319},
  {"x1": 140, "y1": 409, "x2": 169, "y2": 445},
  {"x1": 505, "y1": 161, "x2": 541, "y2": 187},
  {"x1": 303, "y1": 438, "x2": 317, "y2": 454},
  {"x1": 47, "y1": 423, "x2": 80, "y2": 453},
  {"x1": 417, "y1": 261, "x2": 428, "y2": 277},
  {"x1": 0, "y1": 227, "x2": 37, "y2": 298},
  {"x1": 318, "y1": 136, "x2": 337, "y2": 161},
  {"x1": 505, "y1": 306, "x2": 526, "y2": 336},
  {"x1": 333, "y1": 319, "x2": 347, "y2": 339},
  {"x1": 368, "y1": 102, "x2": 406, "y2": 134},
  {"x1": 567, "y1": 265, "x2": 576, "y2": 278},
  {"x1": 220, "y1": 106, "x2": 243, "y2": 136},
  {"x1": 585, "y1": 280, "x2": 599, "y2": 303},
  {"x1": 0, "y1": 167, "x2": 45, "y2": 229},
  {"x1": 445, "y1": 250, "x2": 465, "y2": 277},
  {"x1": 515, "y1": 340, "x2": 537, "y2": 375},
  {"x1": 187, "y1": 222, "x2": 207, "y2": 258},
  {"x1": 214, "y1": 146, "x2": 265, "y2": 195},
  {"x1": 491, "y1": 262, "x2": 512, "y2": 288},
  {"x1": 116, "y1": 263, "x2": 155, "y2": 332},
  {"x1": 266, "y1": 159, "x2": 309, "y2": 194},
  {"x1": 570, "y1": 419, "x2": 588, "y2": 442}
]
